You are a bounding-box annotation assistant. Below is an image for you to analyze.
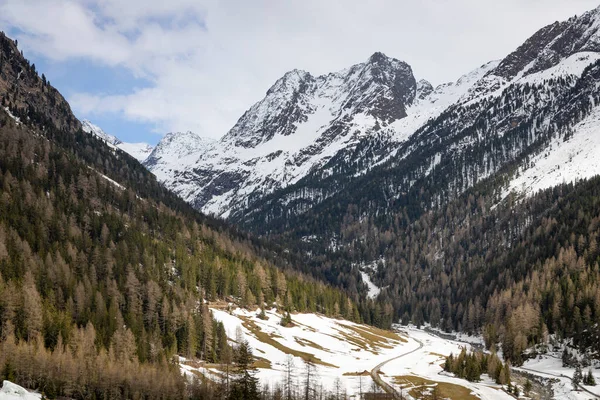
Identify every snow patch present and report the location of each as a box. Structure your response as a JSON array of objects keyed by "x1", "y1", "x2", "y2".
[
  {"x1": 360, "y1": 271, "x2": 381, "y2": 299},
  {"x1": 508, "y1": 104, "x2": 600, "y2": 197},
  {"x1": 0, "y1": 381, "x2": 41, "y2": 400}
]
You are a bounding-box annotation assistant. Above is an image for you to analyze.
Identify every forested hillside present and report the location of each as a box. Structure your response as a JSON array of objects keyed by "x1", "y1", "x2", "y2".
[
  {"x1": 200, "y1": 7, "x2": 600, "y2": 365},
  {"x1": 0, "y1": 32, "x2": 364, "y2": 399}
]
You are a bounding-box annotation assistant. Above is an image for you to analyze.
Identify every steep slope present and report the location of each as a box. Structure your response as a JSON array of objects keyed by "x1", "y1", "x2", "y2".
[
  {"x1": 81, "y1": 119, "x2": 154, "y2": 162},
  {"x1": 145, "y1": 52, "x2": 427, "y2": 216},
  {"x1": 0, "y1": 32, "x2": 368, "y2": 399},
  {"x1": 233, "y1": 6, "x2": 600, "y2": 237},
  {"x1": 0, "y1": 33, "x2": 79, "y2": 132}
]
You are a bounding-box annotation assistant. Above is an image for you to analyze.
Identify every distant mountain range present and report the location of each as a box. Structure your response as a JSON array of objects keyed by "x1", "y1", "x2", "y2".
[{"x1": 120, "y1": 5, "x2": 600, "y2": 229}]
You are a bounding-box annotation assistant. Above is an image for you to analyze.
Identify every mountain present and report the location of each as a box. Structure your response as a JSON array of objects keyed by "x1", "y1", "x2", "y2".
[
  {"x1": 0, "y1": 32, "x2": 365, "y2": 399},
  {"x1": 143, "y1": 131, "x2": 216, "y2": 195},
  {"x1": 81, "y1": 119, "x2": 154, "y2": 162},
  {"x1": 140, "y1": 4, "x2": 600, "y2": 364},
  {"x1": 225, "y1": 5, "x2": 600, "y2": 235},
  {"x1": 0, "y1": 35, "x2": 79, "y2": 133},
  {"x1": 142, "y1": 53, "x2": 501, "y2": 219},
  {"x1": 145, "y1": 52, "x2": 444, "y2": 216},
  {"x1": 148, "y1": 6, "x2": 600, "y2": 229}
]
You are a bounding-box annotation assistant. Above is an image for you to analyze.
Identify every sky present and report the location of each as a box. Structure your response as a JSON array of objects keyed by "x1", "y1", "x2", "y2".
[{"x1": 0, "y1": 0, "x2": 598, "y2": 145}]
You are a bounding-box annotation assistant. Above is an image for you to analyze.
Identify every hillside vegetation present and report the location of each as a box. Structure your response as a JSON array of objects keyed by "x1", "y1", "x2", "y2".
[{"x1": 0, "y1": 32, "x2": 361, "y2": 399}]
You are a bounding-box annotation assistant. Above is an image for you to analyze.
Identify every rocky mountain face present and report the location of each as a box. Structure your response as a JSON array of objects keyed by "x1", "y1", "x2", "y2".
[
  {"x1": 81, "y1": 119, "x2": 154, "y2": 162},
  {"x1": 225, "y1": 6, "x2": 600, "y2": 234},
  {"x1": 146, "y1": 5, "x2": 600, "y2": 251},
  {"x1": 144, "y1": 52, "x2": 498, "y2": 217},
  {"x1": 0, "y1": 32, "x2": 79, "y2": 132}
]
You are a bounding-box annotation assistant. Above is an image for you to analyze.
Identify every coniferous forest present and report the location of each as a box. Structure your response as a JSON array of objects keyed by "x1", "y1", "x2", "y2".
[
  {"x1": 3, "y1": 4, "x2": 600, "y2": 399},
  {"x1": 0, "y1": 33, "x2": 366, "y2": 399}
]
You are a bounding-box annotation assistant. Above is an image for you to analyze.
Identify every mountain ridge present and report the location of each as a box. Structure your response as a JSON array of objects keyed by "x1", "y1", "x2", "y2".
[
  {"x1": 81, "y1": 119, "x2": 154, "y2": 162},
  {"x1": 145, "y1": 52, "x2": 501, "y2": 218}
]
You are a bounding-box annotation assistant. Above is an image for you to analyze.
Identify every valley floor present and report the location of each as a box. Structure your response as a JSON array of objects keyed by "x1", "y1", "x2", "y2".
[{"x1": 183, "y1": 308, "x2": 516, "y2": 399}]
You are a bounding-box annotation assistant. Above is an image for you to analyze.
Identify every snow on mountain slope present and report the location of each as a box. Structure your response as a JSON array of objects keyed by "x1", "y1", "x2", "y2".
[
  {"x1": 462, "y1": 5, "x2": 600, "y2": 105},
  {"x1": 82, "y1": 119, "x2": 120, "y2": 146},
  {"x1": 369, "y1": 60, "x2": 501, "y2": 167},
  {"x1": 147, "y1": 6, "x2": 600, "y2": 222},
  {"x1": 116, "y1": 142, "x2": 154, "y2": 162},
  {"x1": 508, "y1": 104, "x2": 600, "y2": 197},
  {"x1": 146, "y1": 53, "x2": 496, "y2": 217},
  {"x1": 81, "y1": 120, "x2": 154, "y2": 162},
  {"x1": 183, "y1": 308, "x2": 510, "y2": 399},
  {"x1": 143, "y1": 131, "x2": 216, "y2": 200}
]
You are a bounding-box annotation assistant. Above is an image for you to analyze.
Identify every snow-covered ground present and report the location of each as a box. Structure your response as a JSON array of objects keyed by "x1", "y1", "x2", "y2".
[
  {"x1": 380, "y1": 326, "x2": 512, "y2": 400},
  {"x1": 508, "y1": 104, "x2": 600, "y2": 198},
  {"x1": 0, "y1": 381, "x2": 40, "y2": 400},
  {"x1": 359, "y1": 271, "x2": 381, "y2": 300},
  {"x1": 519, "y1": 353, "x2": 600, "y2": 400},
  {"x1": 207, "y1": 307, "x2": 409, "y2": 395},
  {"x1": 186, "y1": 308, "x2": 515, "y2": 399}
]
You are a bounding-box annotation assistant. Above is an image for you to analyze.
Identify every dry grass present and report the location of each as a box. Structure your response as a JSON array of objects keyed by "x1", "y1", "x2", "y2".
[
  {"x1": 331, "y1": 328, "x2": 375, "y2": 353},
  {"x1": 239, "y1": 316, "x2": 338, "y2": 368},
  {"x1": 294, "y1": 337, "x2": 330, "y2": 352},
  {"x1": 351, "y1": 324, "x2": 408, "y2": 343},
  {"x1": 253, "y1": 358, "x2": 272, "y2": 369},
  {"x1": 331, "y1": 322, "x2": 407, "y2": 354},
  {"x1": 342, "y1": 371, "x2": 371, "y2": 376},
  {"x1": 393, "y1": 375, "x2": 478, "y2": 400},
  {"x1": 290, "y1": 320, "x2": 317, "y2": 333}
]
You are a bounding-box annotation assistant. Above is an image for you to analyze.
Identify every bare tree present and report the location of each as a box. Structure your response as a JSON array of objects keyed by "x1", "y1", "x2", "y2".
[
  {"x1": 334, "y1": 377, "x2": 343, "y2": 400},
  {"x1": 358, "y1": 374, "x2": 363, "y2": 400},
  {"x1": 284, "y1": 355, "x2": 296, "y2": 400},
  {"x1": 304, "y1": 358, "x2": 315, "y2": 400}
]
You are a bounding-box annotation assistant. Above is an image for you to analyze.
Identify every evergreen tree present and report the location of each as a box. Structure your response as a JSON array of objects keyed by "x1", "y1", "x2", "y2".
[
  {"x1": 584, "y1": 369, "x2": 596, "y2": 386},
  {"x1": 229, "y1": 340, "x2": 259, "y2": 400}
]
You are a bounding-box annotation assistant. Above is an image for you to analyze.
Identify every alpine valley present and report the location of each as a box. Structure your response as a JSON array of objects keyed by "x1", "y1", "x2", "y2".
[
  {"x1": 3, "y1": 3, "x2": 600, "y2": 400},
  {"x1": 138, "y1": 3, "x2": 600, "y2": 371}
]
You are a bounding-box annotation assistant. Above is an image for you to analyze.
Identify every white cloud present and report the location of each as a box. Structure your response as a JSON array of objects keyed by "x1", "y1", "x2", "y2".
[{"x1": 0, "y1": 0, "x2": 598, "y2": 139}]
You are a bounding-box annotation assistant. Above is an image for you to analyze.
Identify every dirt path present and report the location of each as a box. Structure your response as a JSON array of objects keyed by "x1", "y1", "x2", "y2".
[{"x1": 369, "y1": 336, "x2": 424, "y2": 398}]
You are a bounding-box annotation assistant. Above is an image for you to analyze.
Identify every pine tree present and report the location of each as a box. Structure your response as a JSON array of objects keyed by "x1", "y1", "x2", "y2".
[
  {"x1": 229, "y1": 340, "x2": 259, "y2": 400},
  {"x1": 584, "y1": 369, "x2": 596, "y2": 386},
  {"x1": 280, "y1": 312, "x2": 292, "y2": 327}
]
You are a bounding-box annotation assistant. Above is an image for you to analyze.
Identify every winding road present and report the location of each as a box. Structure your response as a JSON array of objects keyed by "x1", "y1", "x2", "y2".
[
  {"x1": 517, "y1": 365, "x2": 600, "y2": 399},
  {"x1": 370, "y1": 336, "x2": 424, "y2": 398}
]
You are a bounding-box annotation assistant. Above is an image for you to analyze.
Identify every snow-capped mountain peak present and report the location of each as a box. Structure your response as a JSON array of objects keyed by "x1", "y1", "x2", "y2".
[
  {"x1": 143, "y1": 52, "x2": 448, "y2": 216},
  {"x1": 416, "y1": 79, "x2": 434, "y2": 99},
  {"x1": 136, "y1": 5, "x2": 600, "y2": 229},
  {"x1": 144, "y1": 131, "x2": 216, "y2": 169},
  {"x1": 80, "y1": 120, "x2": 154, "y2": 162}
]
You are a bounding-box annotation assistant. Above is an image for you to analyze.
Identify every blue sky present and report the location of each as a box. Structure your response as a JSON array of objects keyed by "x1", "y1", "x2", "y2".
[
  {"x1": 1, "y1": 0, "x2": 599, "y2": 146},
  {"x1": 31, "y1": 57, "x2": 157, "y2": 143}
]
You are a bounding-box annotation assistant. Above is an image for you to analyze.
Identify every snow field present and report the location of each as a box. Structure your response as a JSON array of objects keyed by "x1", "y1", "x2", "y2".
[{"x1": 187, "y1": 308, "x2": 518, "y2": 399}]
